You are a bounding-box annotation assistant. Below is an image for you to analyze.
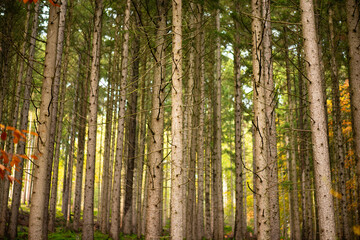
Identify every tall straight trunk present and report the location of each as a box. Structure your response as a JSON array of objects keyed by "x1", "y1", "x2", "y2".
[
  {"x1": 65, "y1": 58, "x2": 81, "y2": 227},
  {"x1": 328, "y1": 7, "x2": 350, "y2": 240},
  {"x1": 62, "y1": 139, "x2": 69, "y2": 215},
  {"x1": 186, "y1": 3, "x2": 197, "y2": 238},
  {"x1": 100, "y1": 57, "x2": 114, "y2": 234},
  {"x1": 251, "y1": 0, "x2": 270, "y2": 238},
  {"x1": 262, "y1": 1, "x2": 280, "y2": 239},
  {"x1": 109, "y1": 0, "x2": 130, "y2": 238},
  {"x1": 295, "y1": 42, "x2": 314, "y2": 240},
  {"x1": 345, "y1": 0, "x2": 360, "y2": 223},
  {"x1": 48, "y1": 0, "x2": 72, "y2": 231},
  {"x1": 82, "y1": 0, "x2": 103, "y2": 238},
  {"x1": 212, "y1": 8, "x2": 224, "y2": 240},
  {"x1": 73, "y1": 28, "x2": 91, "y2": 232},
  {"x1": 284, "y1": 27, "x2": 301, "y2": 240},
  {"x1": 136, "y1": 50, "x2": 148, "y2": 238},
  {"x1": 7, "y1": 4, "x2": 38, "y2": 239},
  {"x1": 28, "y1": 4, "x2": 59, "y2": 239},
  {"x1": 170, "y1": 0, "x2": 184, "y2": 238},
  {"x1": 233, "y1": 2, "x2": 244, "y2": 239},
  {"x1": 42, "y1": 1, "x2": 68, "y2": 236},
  {"x1": 196, "y1": 5, "x2": 205, "y2": 239},
  {"x1": 123, "y1": 32, "x2": 140, "y2": 235},
  {"x1": 145, "y1": 1, "x2": 167, "y2": 238},
  {"x1": 204, "y1": 104, "x2": 212, "y2": 239},
  {"x1": 300, "y1": 0, "x2": 336, "y2": 239}
]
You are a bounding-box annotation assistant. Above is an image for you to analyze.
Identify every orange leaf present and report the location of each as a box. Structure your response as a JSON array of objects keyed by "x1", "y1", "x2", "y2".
[
  {"x1": 6, "y1": 126, "x2": 15, "y2": 131},
  {"x1": 13, "y1": 137, "x2": 19, "y2": 144},
  {"x1": 7, "y1": 175, "x2": 14, "y2": 183},
  {"x1": 1, "y1": 132, "x2": 6, "y2": 141},
  {"x1": 15, "y1": 178, "x2": 21, "y2": 184},
  {"x1": 0, "y1": 124, "x2": 4, "y2": 129},
  {"x1": 31, "y1": 154, "x2": 38, "y2": 160},
  {"x1": 0, "y1": 164, "x2": 5, "y2": 171},
  {"x1": 10, "y1": 155, "x2": 21, "y2": 168},
  {"x1": 30, "y1": 131, "x2": 39, "y2": 137},
  {"x1": 14, "y1": 130, "x2": 26, "y2": 140},
  {"x1": 48, "y1": 0, "x2": 60, "y2": 7},
  {"x1": 1, "y1": 150, "x2": 9, "y2": 164},
  {"x1": 22, "y1": 129, "x2": 30, "y2": 134},
  {"x1": 19, "y1": 154, "x2": 29, "y2": 160}
]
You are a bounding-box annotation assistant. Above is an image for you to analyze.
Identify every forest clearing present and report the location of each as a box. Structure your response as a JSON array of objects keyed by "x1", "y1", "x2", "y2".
[{"x1": 0, "y1": 0, "x2": 360, "y2": 239}]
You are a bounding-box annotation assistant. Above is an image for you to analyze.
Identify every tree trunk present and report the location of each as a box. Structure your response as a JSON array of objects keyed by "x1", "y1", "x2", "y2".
[
  {"x1": 233, "y1": 2, "x2": 244, "y2": 238},
  {"x1": 28, "y1": 4, "x2": 59, "y2": 239},
  {"x1": 212, "y1": 8, "x2": 224, "y2": 240},
  {"x1": 345, "y1": 0, "x2": 360, "y2": 226},
  {"x1": 109, "y1": 0, "x2": 130, "y2": 238},
  {"x1": 300, "y1": 0, "x2": 336, "y2": 239},
  {"x1": 170, "y1": 0, "x2": 184, "y2": 238},
  {"x1": 123, "y1": 31, "x2": 140, "y2": 235},
  {"x1": 251, "y1": 0, "x2": 270, "y2": 238},
  {"x1": 82, "y1": 0, "x2": 103, "y2": 238},
  {"x1": 328, "y1": 7, "x2": 350, "y2": 239},
  {"x1": 145, "y1": 1, "x2": 167, "y2": 238}
]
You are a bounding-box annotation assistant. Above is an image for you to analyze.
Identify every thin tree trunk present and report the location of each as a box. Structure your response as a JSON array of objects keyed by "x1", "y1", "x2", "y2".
[
  {"x1": 82, "y1": 0, "x2": 103, "y2": 238},
  {"x1": 123, "y1": 31, "x2": 140, "y2": 235},
  {"x1": 109, "y1": 0, "x2": 130, "y2": 238},
  {"x1": 300, "y1": 0, "x2": 336, "y2": 239},
  {"x1": 328, "y1": 7, "x2": 350, "y2": 240},
  {"x1": 345, "y1": 0, "x2": 360, "y2": 226},
  {"x1": 212, "y1": 8, "x2": 224, "y2": 240},
  {"x1": 284, "y1": 27, "x2": 301, "y2": 240},
  {"x1": 7, "y1": 4, "x2": 37, "y2": 239},
  {"x1": 170, "y1": 0, "x2": 184, "y2": 238},
  {"x1": 233, "y1": 1, "x2": 244, "y2": 239},
  {"x1": 28, "y1": 4, "x2": 59, "y2": 239}
]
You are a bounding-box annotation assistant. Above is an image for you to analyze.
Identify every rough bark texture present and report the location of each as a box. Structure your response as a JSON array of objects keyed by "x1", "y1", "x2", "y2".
[
  {"x1": 251, "y1": 0, "x2": 270, "y2": 238},
  {"x1": 109, "y1": 0, "x2": 130, "y2": 238},
  {"x1": 345, "y1": 0, "x2": 360, "y2": 225},
  {"x1": 82, "y1": 0, "x2": 103, "y2": 238},
  {"x1": 262, "y1": 1, "x2": 280, "y2": 239},
  {"x1": 170, "y1": 0, "x2": 184, "y2": 238},
  {"x1": 300, "y1": 0, "x2": 336, "y2": 239},
  {"x1": 145, "y1": 1, "x2": 166, "y2": 238},
  {"x1": 212, "y1": 9, "x2": 224, "y2": 240},
  {"x1": 28, "y1": 4, "x2": 59, "y2": 239},
  {"x1": 233, "y1": 2, "x2": 244, "y2": 238}
]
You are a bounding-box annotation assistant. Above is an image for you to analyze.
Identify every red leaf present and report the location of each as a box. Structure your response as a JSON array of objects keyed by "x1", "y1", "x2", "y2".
[
  {"x1": 1, "y1": 132, "x2": 6, "y2": 141},
  {"x1": 13, "y1": 137, "x2": 18, "y2": 144},
  {"x1": 48, "y1": 0, "x2": 60, "y2": 7}
]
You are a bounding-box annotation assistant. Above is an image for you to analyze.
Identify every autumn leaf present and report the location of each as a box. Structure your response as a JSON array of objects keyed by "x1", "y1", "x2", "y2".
[
  {"x1": 48, "y1": 0, "x2": 60, "y2": 7},
  {"x1": 10, "y1": 155, "x2": 21, "y2": 168},
  {"x1": 330, "y1": 189, "x2": 342, "y2": 199},
  {"x1": 31, "y1": 154, "x2": 38, "y2": 160},
  {"x1": 14, "y1": 130, "x2": 26, "y2": 140},
  {"x1": 6, "y1": 126, "x2": 15, "y2": 131},
  {"x1": 15, "y1": 178, "x2": 21, "y2": 184},
  {"x1": 0, "y1": 124, "x2": 4, "y2": 129},
  {"x1": 1, "y1": 132, "x2": 6, "y2": 141},
  {"x1": 7, "y1": 175, "x2": 14, "y2": 183},
  {"x1": 353, "y1": 225, "x2": 360, "y2": 236},
  {"x1": 19, "y1": 154, "x2": 29, "y2": 160},
  {"x1": 0, "y1": 164, "x2": 5, "y2": 171},
  {"x1": 1, "y1": 150, "x2": 9, "y2": 164}
]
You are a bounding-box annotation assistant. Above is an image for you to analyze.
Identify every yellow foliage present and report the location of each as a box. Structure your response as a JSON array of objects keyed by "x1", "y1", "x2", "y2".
[
  {"x1": 353, "y1": 225, "x2": 360, "y2": 236},
  {"x1": 330, "y1": 188, "x2": 342, "y2": 199}
]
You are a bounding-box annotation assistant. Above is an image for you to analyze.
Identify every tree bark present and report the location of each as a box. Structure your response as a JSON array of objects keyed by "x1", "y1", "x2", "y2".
[
  {"x1": 170, "y1": 0, "x2": 184, "y2": 238},
  {"x1": 145, "y1": 1, "x2": 167, "y2": 238},
  {"x1": 233, "y1": 2, "x2": 244, "y2": 238},
  {"x1": 82, "y1": 0, "x2": 103, "y2": 238},
  {"x1": 345, "y1": 0, "x2": 360, "y2": 226},
  {"x1": 300, "y1": 0, "x2": 336, "y2": 239},
  {"x1": 28, "y1": 4, "x2": 59, "y2": 239},
  {"x1": 109, "y1": 0, "x2": 130, "y2": 238}
]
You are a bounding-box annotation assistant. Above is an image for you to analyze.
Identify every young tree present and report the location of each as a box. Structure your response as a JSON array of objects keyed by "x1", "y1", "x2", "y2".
[
  {"x1": 300, "y1": 0, "x2": 336, "y2": 239},
  {"x1": 82, "y1": 0, "x2": 104, "y2": 238}
]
